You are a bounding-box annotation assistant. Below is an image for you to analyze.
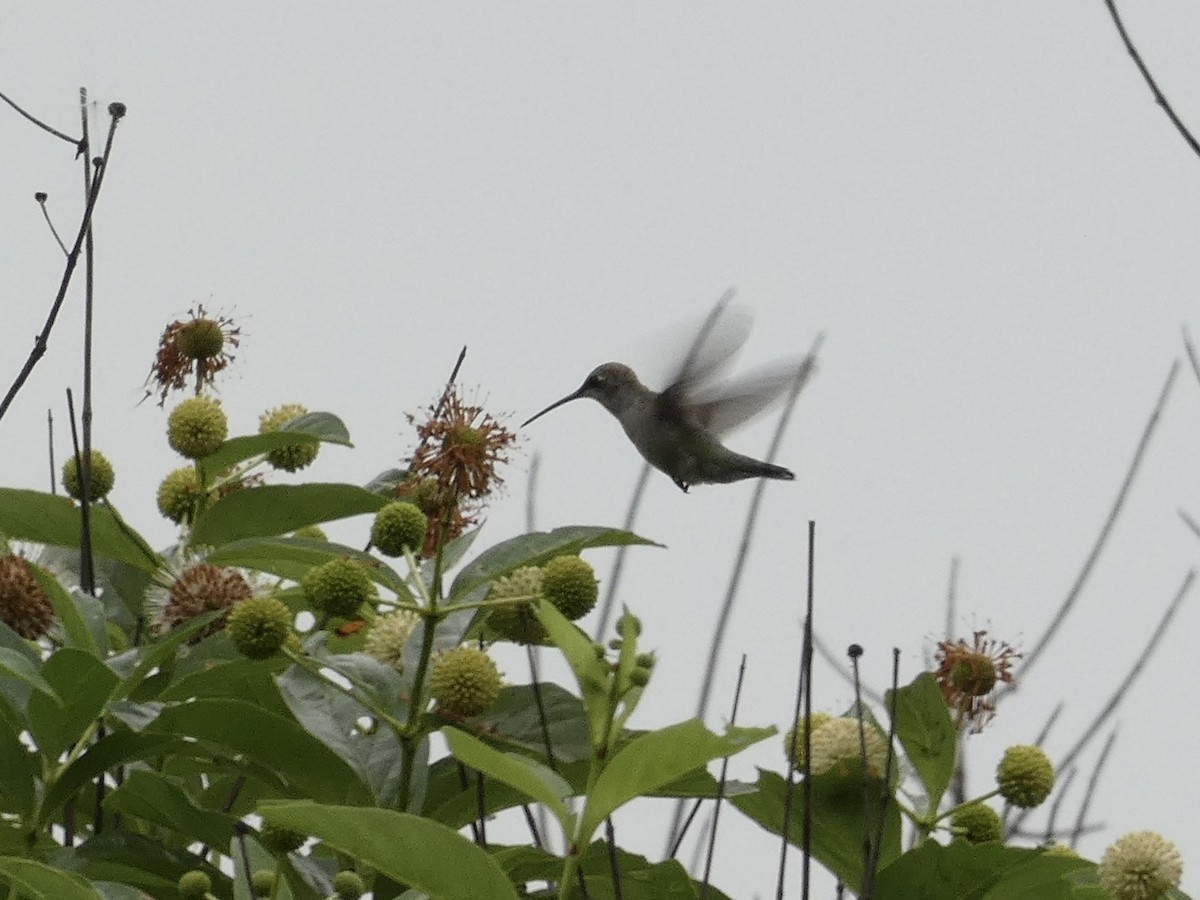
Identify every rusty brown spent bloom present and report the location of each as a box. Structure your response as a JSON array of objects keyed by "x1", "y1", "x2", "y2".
[
  {"x1": 406, "y1": 388, "x2": 517, "y2": 502},
  {"x1": 0, "y1": 555, "x2": 56, "y2": 640},
  {"x1": 143, "y1": 304, "x2": 241, "y2": 406},
  {"x1": 933, "y1": 630, "x2": 1021, "y2": 733}
]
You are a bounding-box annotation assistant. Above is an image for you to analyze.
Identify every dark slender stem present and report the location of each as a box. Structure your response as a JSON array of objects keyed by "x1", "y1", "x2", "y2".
[
  {"x1": 0, "y1": 104, "x2": 123, "y2": 425},
  {"x1": 1103, "y1": 0, "x2": 1200, "y2": 159},
  {"x1": 455, "y1": 763, "x2": 482, "y2": 843},
  {"x1": 1001, "y1": 359, "x2": 1180, "y2": 695},
  {"x1": 520, "y1": 804, "x2": 545, "y2": 851},
  {"x1": 37, "y1": 197, "x2": 69, "y2": 256},
  {"x1": 1183, "y1": 327, "x2": 1200, "y2": 390},
  {"x1": 474, "y1": 771, "x2": 488, "y2": 847},
  {"x1": 0, "y1": 88, "x2": 82, "y2": 146},
  {"x1": 1071, "y1": 730, "x2": 1118, "y2": 847},
  {"x1": 78, "y1": 90, "x2": 97, "y2": 596},
  {"x1": 864, "y1": 650, "x2": 900, "y2": 895},
  {"x1": 810, "y1": 631, "x2": 886, "y2": 705},
  {"x1": 1180, "y1": 509, "x2": 1200, "y2": 542},
  {"x1": 47, "y1": 410, "x2": 56, "y2": 493},
  {"x1": 592, "y1": 463, "x2": 651, "y2": 640},
  {"x1": 1042, "y1": 766, "x2": 1076, "y2": 844},
  {"x1": 666, "y1": 798, "x2": 704, "y2": 859},
  {"x1": 1010, "y1": 568, "x2": 1194, "y2": 836},
  {"x1": 525, "y1": 645, "x2": 559, "y2": 773},
  {"x1": 604, "y1": 818, "x2": 623, "y2": 900},
  {"x1": 700, "y1": 655, "x2": 748, "y2": 899},
  {"x1": 943, "y1": 556, "x2": 959, "y2": 641},
  {"x1": 849, "y1": 649, "x2": 874, "y2": 896}
]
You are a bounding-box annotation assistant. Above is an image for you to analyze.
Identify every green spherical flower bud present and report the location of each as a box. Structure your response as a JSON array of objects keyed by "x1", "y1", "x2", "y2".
[
  {"x1": 635, "y1": 652, "x2": 655, "y2": 670},
  {"x1": 430, "y1": 646, "x2": 502, "y2": 716},
  {"x1": 333, "y1": 869, "x2": 366, "y2": 899},
  {"x1": 250, "y1": 869, "x2": 276, "y2": 896},
  {"x1": 62, "y1": 449, "x2": 115, "y2": 500},
  {"x1": 178, "y1": 869, "x2": 212, "y2": 899},
  {"x1": 951, "y1": 802, "x2": 1003, "y2": 844},
  {"x1": 541, "y1": 555, "x2": 598, "y2": 620},
  {"x1": 290, "y1": 525, "x2": 327, "y2": 541},
  {"x1": 168, "y1": 396, "x2": 228, "y2": 459},
  {"x1": 783, "y1": 712, "x2": 834, "y2": 768},
  {"x1": 1098, "y1": 830, "x2": 1183, "y2": 900},
  {"x1": 156, "y1": 466, "x2": 206, "y2": 523},
  {"x1": 486, "y1": 566, "x2": 547, "y2": 645},
  {"x1": 371, "y1": 502, "x2": 428, "y2": 557},
  {"x1": 363, "y1": 609, "x2": 420, "y2": 671},
  {"x1": 302, "y1": 558, "x2": 374, "y2": 618},
  {"x1": 259, "y1": 823, "x2": 306, "y2": 853},
  {"x1": 996, "y1": 744, "x2": 1054, "y2": 808},
  {"x1": 950, "y1": 653, "x2": 997, "y2": 696},
  {"x1": 259, "y1": 403, "x2": 319, "y2": 472},
  {"x1": 629, "y1": 667, "x2": 650, "y2": 687},
  {"x1": 177, "y1": 317, "x2": 225, "y2": 360},
  {"x1": 226, "y1": 597, "x2": 293, "y2": 660}
]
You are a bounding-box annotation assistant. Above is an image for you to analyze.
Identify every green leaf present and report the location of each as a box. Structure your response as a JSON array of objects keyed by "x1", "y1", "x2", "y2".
[
  {"x1": 0, "y1": 647, "x2": 59, "y2": 706},
  {"x1": 261, "y1": 802, "x2": 521, "y2": 900},
  {"x1": 147, "y1": 698, "x2": 373, "y2": 805},
  {"x1": 192, "y1": 483, "x2": 389, "y2": 545},
  {"x1": 0, "y1": 490, "x2": 162, "y2": 573},
  {"x1": 872, "y1": 840, "x2": 1089, "y2": 900},
  {"x1": 0, "y1": 857, "x2": 103, "y2": 900},
  {"x1": 48, "y1": 830, "x2": 221, "y2": 900},
  {"x1": 103, "y1": 770, "x2": 239, "y2": 850},
  {"x1": 0, "y1": 709, "x2": 37, "y2": 817},
  {"x1": 731, "y1": 768, "x2": 902, "y2": 895},
  {"x1": 886, "y1": 672, "x2": 957, "y2": 812},
  {"x1": 41, "y1": 731, "x2": 185, "y2": 819},
  {"x1": 28, "y1": 567, "x2": 101, "y2": 655},
  {"x1": 581, "y1": 720, "x2": 773, "y2": 840},
  {"x1": 28, "y1": 648, "x2": 118, "y2": 760},
  {"x1": 445, "y1": 727, "x2": 575, "y2": 829},
  {"x1": 535, "y1": 600, "x2": 613, "y2": 753},
  {"x1": 275, "y1": 660, "x2": 405, "y2": 805},
  {"x1": 201, "y1": 411, "x2": 352, "y2": 473},
  {"x1": 450, "y1": 526, "x2": 659, "y2": 602},
  {"x1": 476, "y1": 683, "x2": 591, "y2": 763}
]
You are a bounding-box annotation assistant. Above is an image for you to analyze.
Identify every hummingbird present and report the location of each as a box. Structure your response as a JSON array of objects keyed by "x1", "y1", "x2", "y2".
[{"x1": 521, "y1": 302, "x2": 820, "y2": 492}]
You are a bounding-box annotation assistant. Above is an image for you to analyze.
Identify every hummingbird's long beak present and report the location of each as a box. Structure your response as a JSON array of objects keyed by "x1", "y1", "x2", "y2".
[{"x1": 520, "y1": 389, "x2": 585, "y2": 428}]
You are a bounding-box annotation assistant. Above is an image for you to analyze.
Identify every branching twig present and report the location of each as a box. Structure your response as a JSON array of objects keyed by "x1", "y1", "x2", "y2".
[
  {"x1": 1000, "y1": 359, "x2": 1179, "y2": 695},
  {"x1": 1072, "y1": 729, "x2": 1118, "y2": 847},
  {"x1": 1103, "y1": 0, "x2": 1200, "y2": 160},
  {"x1": 0, "y1": 88, "x2": 82, "y2": 147}
]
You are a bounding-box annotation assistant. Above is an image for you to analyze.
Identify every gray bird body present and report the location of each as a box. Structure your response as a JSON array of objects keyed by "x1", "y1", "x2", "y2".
[{"x1": 522, "y1": 357, "x2": 814, "y2": 493}]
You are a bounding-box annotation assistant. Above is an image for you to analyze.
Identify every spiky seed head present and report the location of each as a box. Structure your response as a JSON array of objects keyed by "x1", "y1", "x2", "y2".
[
  {"x1": 951, "y1": 803, "x2": 1003, "y2": 844},
  {"x1": 259, "y1": 403, "x2": 319, "y2": 471},
  {"x1": 541, "y1": 555, "x2": 598, "y2": 620},
  {"x1": 996, "y1": 744, "x2": 1055, "y2": 808},
  {"x1": 803, "y1": 716, "x2": 890, "y2": 779},
  {"x1": 485, "y1": 566, "x2": 547, "y2": 645},
  {"x1": 430, "y1": 646, "x2": 502, "y2": 717},
  {"x1": 259, "y1": 823, "x2": 306, "y2": 853},
  {"x1": 226, "y1": 596, "x2": 293, "y2": 660},
  {"x1": 333, "y1": 870, "x2": 366, "y2": 899},
  {"x1": 163, "y1": 563, "x2": 252, "y2": 635},
  {"x1": 371, "y1": 502, "x2": 428, "y2": 557},
  {"x1": 168, "y1": 396, "x2": 228, "y2": 459},
  {"x1": 1097, "y1": 831, "x2": 1183, "y2": 900},
  {"x1": 178, "y1": 870, "x2": 212, "y2": 899},
  {"x1": 950, "y1": 652, "x2": 997, "y2": 696},
  {"x1": 0, "y1": 555, "x2": 56, "y2": 639},
  {"x1": 176, "y1": 317, "x2": 226, "y2": 360},
  {"x1": 157, "y1": 466, "x2": 207, "y2": 523},
  {"x1": 62, "y1": 449, "x2": 115, "y2": 500},
  {"x1": 302, "y1": 558, "x2": 374, "y2": 618}
]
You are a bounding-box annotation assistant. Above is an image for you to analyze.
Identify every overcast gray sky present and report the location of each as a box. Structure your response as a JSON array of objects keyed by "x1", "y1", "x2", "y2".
[{"x1": 3, "y1": 5, "x2": 1199, "y2": 895}]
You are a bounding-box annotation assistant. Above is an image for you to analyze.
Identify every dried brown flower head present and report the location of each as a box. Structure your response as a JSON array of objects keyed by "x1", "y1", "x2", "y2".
[
  {"x1": 933, "y1": 630, "x2": 1021, "y2": 733},
  {"x1": 402, "y1": 387, "x2": 516, "y2": 555},
  {"x1": 144, "y1": 305, "x2": 240, "y2": 406},
  {"x1": 0, "y1": 555, "x2": 56, "y2": 639},
  {"x1": 161, "y1": 562, "x2": 252, "y2": 638}
]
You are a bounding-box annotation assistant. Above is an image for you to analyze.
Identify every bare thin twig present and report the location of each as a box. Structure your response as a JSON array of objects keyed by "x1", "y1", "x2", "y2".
[
  {"x1": 0, "y1": 88, "x2": 82, "y2": 147},
  {"x1": 1009, "y1": 568, "x2": 1194, "y2": 835},
  {"x1": 1001, "y1": 359, "x2": 1180, "y2": 695},
  {"x1": 699, "y1": 654, "x2": 749, "y2": 900},
  {"x1": 1183, "y1": 327, "x2": 1200, "y2": 390},
  {"x1": 1071, "y1": 729, "x2": 1118, "y2": 847},
  {"x1": 36, "y1": 196, "x2": 69, "y2": 256},
  {"x1": 812, "y1": 631, "x2": 886, "y2": 706},
  {"x1": 1103, "y1": 0, "x2": 1200, "y2": 160},
  {"x1": 0, "y1": 105, "x2": 124, "y2": 425}
]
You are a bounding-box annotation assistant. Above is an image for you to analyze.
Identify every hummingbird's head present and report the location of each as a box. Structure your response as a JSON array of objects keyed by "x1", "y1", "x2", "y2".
[{"x1": 521, "y1": 362, "x2": 643, "y2": 427}]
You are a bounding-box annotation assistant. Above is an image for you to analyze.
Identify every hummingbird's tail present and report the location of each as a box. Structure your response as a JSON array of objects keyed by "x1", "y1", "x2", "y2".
[
  {"x1": 697, "y1": 451, "x2": 795, "y2": 484},
  {"x1": 756, "y1": 461, "x2": 795, "y2": 481}
]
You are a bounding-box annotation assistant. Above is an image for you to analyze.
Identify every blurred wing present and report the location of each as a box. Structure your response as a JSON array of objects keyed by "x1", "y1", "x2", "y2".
[
  {"x1": 686, "y1": 354, "x2": 819, "y2": 435},
  {"x1": 658, "y1": 291, "x2": 753, "y2": 407}
]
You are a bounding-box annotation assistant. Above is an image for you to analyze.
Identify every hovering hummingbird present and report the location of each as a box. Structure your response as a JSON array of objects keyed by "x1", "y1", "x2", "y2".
[{"x1": 521, "y1": 299, "x2": 820, "y2": 492}]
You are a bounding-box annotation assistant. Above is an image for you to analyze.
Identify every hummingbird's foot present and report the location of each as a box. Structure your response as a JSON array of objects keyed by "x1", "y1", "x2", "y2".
[{"x1": 673, "y1": 477, "x2": 690, "y2": 493}]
